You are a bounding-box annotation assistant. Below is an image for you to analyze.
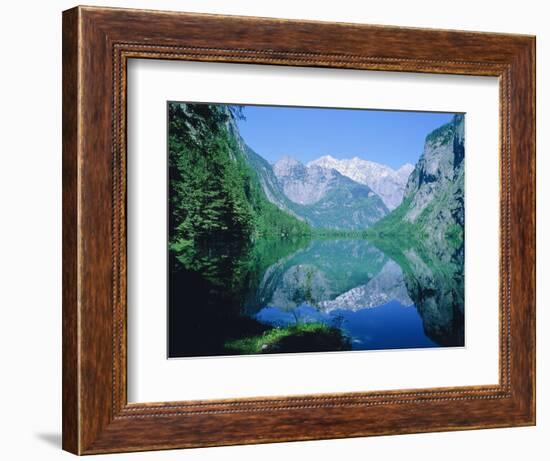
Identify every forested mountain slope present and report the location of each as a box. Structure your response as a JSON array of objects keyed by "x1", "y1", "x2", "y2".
[{"x1": 168, "y1": 103, "x2": 311, "y2": 255}]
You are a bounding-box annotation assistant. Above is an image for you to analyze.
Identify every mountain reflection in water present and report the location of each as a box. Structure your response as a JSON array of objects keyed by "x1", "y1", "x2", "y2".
[{"x1": 169, "y1": 238, "x2": 464, "y2": 357}]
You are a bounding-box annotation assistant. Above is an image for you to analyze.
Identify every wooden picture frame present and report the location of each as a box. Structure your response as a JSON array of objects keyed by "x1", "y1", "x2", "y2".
[{"x1": 62, "y1": 5, "x2": 536, "y2": 455}]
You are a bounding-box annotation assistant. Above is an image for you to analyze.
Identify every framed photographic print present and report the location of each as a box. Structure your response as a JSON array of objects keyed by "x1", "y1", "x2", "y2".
[{"x1": 62, "y1": 5, "x2": 535, "y2": 455}]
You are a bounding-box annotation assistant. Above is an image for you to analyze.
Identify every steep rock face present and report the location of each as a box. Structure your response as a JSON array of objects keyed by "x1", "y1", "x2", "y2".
[
  {"x1": 272, "y1": 157, "x2": 388, "y2": 229},
  {"x1": 371, "y1": 114, "x2": 465, "y2": 256},
  {"x1": 404, "y1": 115, "x2": 464, "y2": 215},
  {"x1": 273, "y1": 156, "x2": 341, "y2": 205},
  {"x1": 308, "y1": 155, "x2": 414, "y2": 210},
  {"x1": 242, "y1": 147, "x2": 306, "y2": 221},
  {"x1": 403, "y1": 114, "x2": 464, "y2": 249}
]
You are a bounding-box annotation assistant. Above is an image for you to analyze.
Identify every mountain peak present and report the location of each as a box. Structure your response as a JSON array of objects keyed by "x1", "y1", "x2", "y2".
[
  {"x1": 271, "y1": 156, "x2": 388, "y2": 226},
  {"x1": 307, "y1": 156, "x2": 413, "y2": 210},
  {"x1": 310, "y1": 155, "x2": 340, "y2": 167},
  {"x1": 274, "y1": 155, "x2": 301, "y2": 166},
  {"x1": 273, "y1": 156, "x2": 306, "y2": 180},
  {"x1": 398, "y1": 163, "x2": 415, "y2": 173}
]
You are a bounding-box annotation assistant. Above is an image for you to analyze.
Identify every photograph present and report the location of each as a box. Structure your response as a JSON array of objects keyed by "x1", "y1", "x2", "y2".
[{"x1": 168, "y1": 102, "x2": 465, "y2": 358}]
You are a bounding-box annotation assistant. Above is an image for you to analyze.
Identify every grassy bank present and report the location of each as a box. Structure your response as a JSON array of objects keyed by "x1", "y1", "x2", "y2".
[{"x1": 225, "y1": 322, "x2": 351, "y2": 355}]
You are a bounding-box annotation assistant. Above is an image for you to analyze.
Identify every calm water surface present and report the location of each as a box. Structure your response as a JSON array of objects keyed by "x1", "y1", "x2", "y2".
[{"x1": 169, "y1": 238, "x2": 463, "y2": 357}]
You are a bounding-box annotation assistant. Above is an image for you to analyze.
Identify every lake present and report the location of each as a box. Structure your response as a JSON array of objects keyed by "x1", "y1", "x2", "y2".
[{"x1": 169, "y1": 237, "x2": 464, "y2": 357}]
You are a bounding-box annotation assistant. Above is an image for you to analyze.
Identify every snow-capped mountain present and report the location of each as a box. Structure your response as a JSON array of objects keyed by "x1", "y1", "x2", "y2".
[
  {"x1": 273, "y1": 155, "x2": 344, "y2": 205},
  {"x1": 307, "y1": 155, "x2": 414, "y2": 210},
  {"x1": 271, "y1": 156, "x2": 388, "y2": 229},
  {"x1": 318, "y1": 260, "x2": 413, "y2": 312}
]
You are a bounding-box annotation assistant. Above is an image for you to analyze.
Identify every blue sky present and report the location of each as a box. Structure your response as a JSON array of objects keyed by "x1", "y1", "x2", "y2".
[{"x1": 235, "y1": 105, "x2": 456, "y2": 170}]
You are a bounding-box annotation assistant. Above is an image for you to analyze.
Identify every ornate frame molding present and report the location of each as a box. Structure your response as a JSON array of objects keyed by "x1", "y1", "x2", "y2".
[{"x1": 63, "y1": 6, "x2": 535, "y2": 454}]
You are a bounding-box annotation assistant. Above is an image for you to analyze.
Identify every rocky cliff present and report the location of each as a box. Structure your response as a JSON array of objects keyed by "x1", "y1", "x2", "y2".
[
  {"x1": 369, "y1": 114, "x2": 465, "y2": 256},
  {"x1": 272, "y1": 156, "x2": 388, "y2": 230},
  {"x1": 308, "y1": 155, "x2": 414, "y2": 210}
]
